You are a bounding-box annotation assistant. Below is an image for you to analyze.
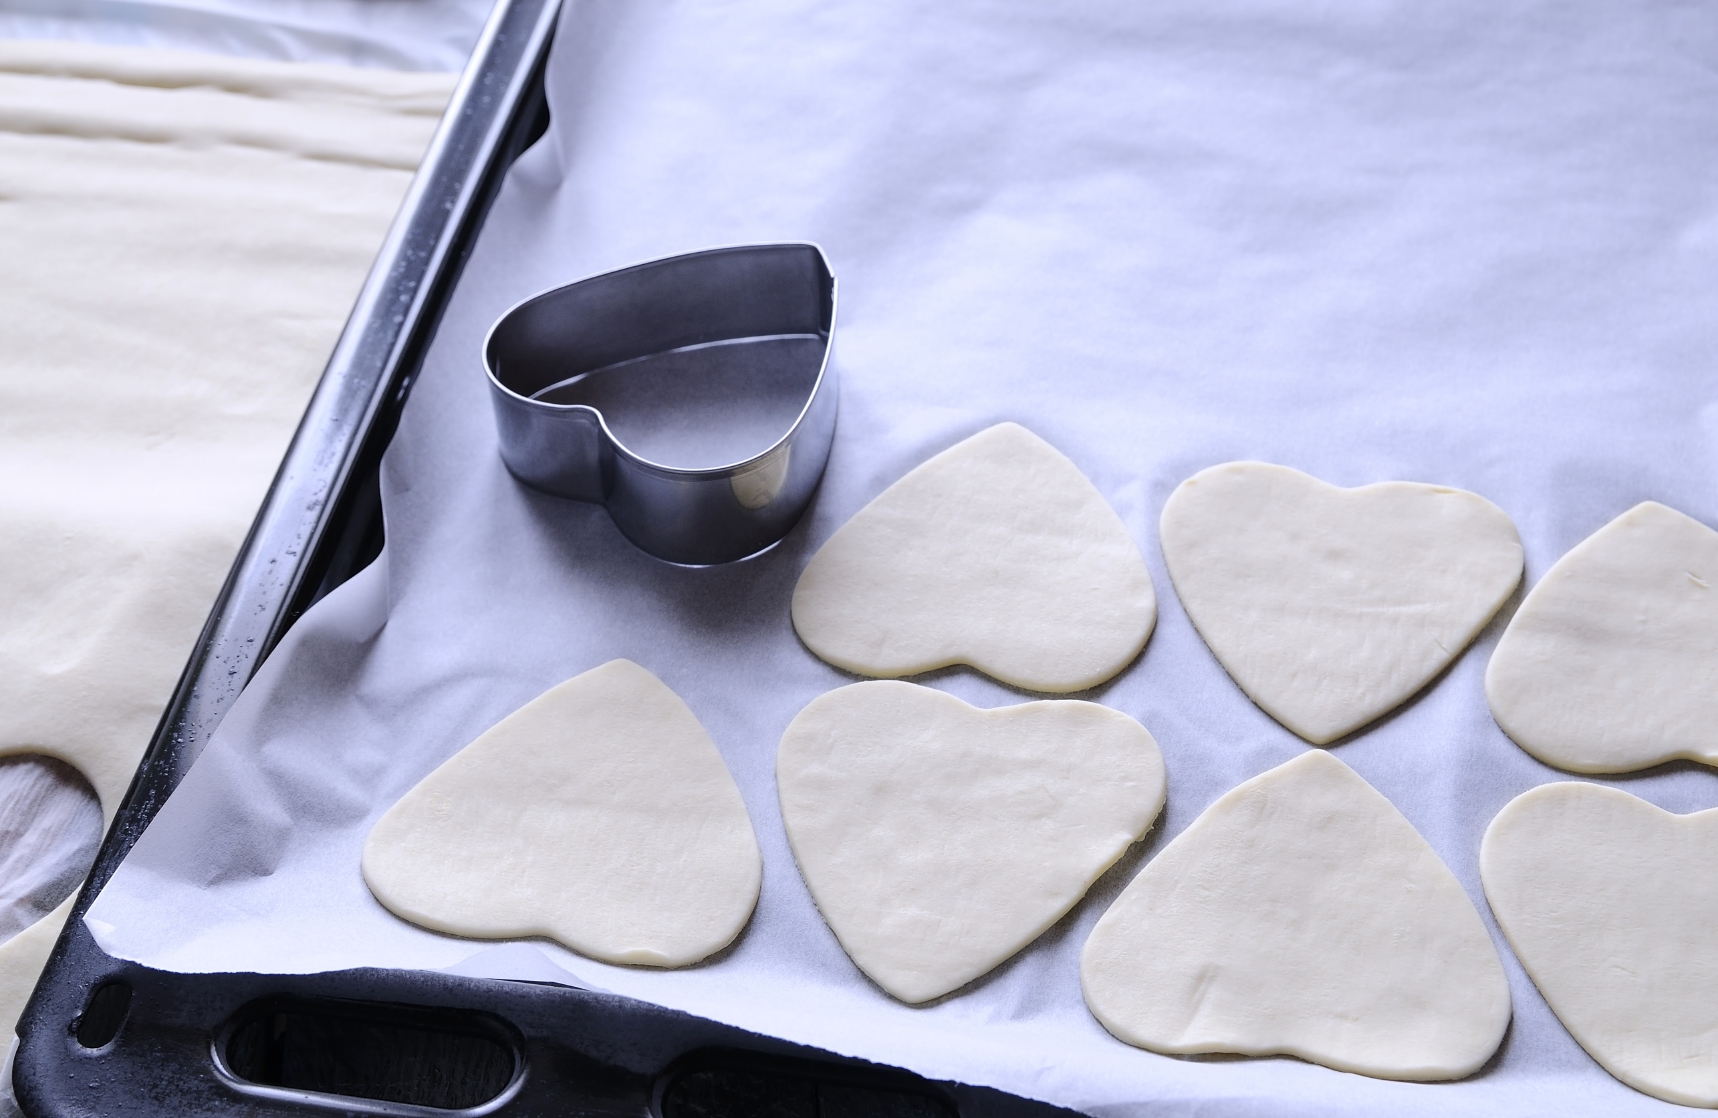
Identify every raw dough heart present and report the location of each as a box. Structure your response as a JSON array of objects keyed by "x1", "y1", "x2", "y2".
[
  {"x1": 791, "y1": 423, "x2": 1155, "y2": 693},
  {"x1": 363, "y1": 659, "x2": 761, "y2": 967},
  {"x1": 1481, "y1": 782, "x2": 1718, "y2": 1107},
  {"x1": 1081, "y1": 750, "x2": 1510, "y2": 1081},
  {"x1": 776, "y1": 680, "x2": 1165, "y2": 1003},
  {"x1": 1160, "y1": 462, "x2": 1523, "y2": 744},
  {"x1": 1485, "y1": 501, "x2": 1718, "y2": 773}
]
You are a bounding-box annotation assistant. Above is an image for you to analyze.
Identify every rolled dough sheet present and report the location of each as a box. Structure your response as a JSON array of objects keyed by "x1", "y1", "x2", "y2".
[
  {"x1": 790, "y1": 423, "x2": 1156, "y2": 694},
  {"x1": 363, "y1": 659, "x2": 763, "y2": 968},
  {"x1": 1481, "y1": 782, "x2": 1718, "y2": 1108},
  {"x1": 1159, "y1": 461, "x2": 1524, "y2": 744},
  {"x1": 1485, "y1": 501, "x2": 1718, "y2": 774},
  {"x1": 0, "y1": 0, "x2": 493, "y2": 74},
  {"x1": 1081, "y1": 750, "x2": 1510, "y2": 1081},
  {"x1": 776, "y1": 680, "x2": 1166, "y2": 1004},
  {"x1": 0, "y1": 37, "x2": 452, "y2": 1035}
]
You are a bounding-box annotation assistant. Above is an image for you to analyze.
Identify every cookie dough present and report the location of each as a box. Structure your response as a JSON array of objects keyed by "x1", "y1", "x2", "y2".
[
  {"x1": 1481, "y1": 781, "x2": 1718, "y2": 1107},
  {"x1": 791, "y1": 423, "x2": 1155, "y2": 693},
  {"x1": 1485, "y1": 501, "x2": 1718, "y2": 773},
  {"x1": 1081, "y1": 750, "x2": 1510, "y2": 1081},
  {"x1": 364, "y1": 660, "x2": 762, "y2": 967},
  {"x1": 1160, "y1": 461, "x2": 1523, "y2": 744},
  {"x1": 777, "y1": 680, "x2": 1165, "y2": 1003},
  {"x1": 0, "y1": 38, "x2": 452, "y2": 1035}
]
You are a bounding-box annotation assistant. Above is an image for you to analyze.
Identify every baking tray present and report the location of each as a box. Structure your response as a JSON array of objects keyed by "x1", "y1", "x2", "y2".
[{"x1": 7, "y1": 3, "x2": 1077, "y2": 1114}]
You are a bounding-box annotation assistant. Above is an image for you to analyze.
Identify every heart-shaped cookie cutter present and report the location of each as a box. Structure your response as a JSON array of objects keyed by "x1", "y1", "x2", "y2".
[{"x1": 485, "y1": 243, "x2": 837, "y2": 565}]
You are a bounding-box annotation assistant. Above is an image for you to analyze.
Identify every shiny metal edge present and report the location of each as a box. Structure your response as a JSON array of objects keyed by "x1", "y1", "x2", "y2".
[{"x1": 480, "y1": 241, "x2": 839, "y2": 479}]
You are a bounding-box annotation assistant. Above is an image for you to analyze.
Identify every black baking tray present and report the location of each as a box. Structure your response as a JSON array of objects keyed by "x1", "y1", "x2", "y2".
[{"x1": 9, "y1": 3, "x2": 1078, "y2": 1115}]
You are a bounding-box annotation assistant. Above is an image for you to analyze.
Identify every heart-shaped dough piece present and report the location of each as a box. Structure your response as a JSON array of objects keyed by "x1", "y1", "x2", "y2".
[
  {"x1": 1160, "y1": 462, "x2": 1523, "y2": 743},
  {"x1": 1486, "y1": 501, "x2": 1718, "y2": 773},
  {"x1": 1081, "y1": 750, "x2": 1510, "y2": 1081},
  {"x1": 777, "y1": 680, "x2": 1165, "y2": 1003},
  {"x1": 791, "y1": 423, "x2": 1155, "y2": 693},
  {"x1": 1481, "y1": 782, "x2": 1718, "y2": 1107},
  {"x1": 363, "y1": 659, "x2": 761, "y2": 967}
]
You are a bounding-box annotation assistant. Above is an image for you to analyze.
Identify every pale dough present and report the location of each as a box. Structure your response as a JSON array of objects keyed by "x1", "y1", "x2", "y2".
[
  {"x1": 776, "y1": 680, "x2": 1165, "y2": 1004},
  {"x1": 1081, "y1": 750, "x2": 1510, "y2": 1081},
  {"x1": 1159, "y1": 462, "x2": 1523, "y2": 744},
  {"x1": 1485, "y1": 501, "x2": 1718, "y2": 773},
  {"x1": 363, "y1": 660, "x2": 762, "y2": 967},
  {"x1": 0, "y1": 39, "x2": 452, "y2": 1034},
  {"x1": 791, "y1": 423, "x2": 1156, "y2": 694},
  {"x1": 1481, "y1": 782, "x2": 1718, "y2": 1107}
]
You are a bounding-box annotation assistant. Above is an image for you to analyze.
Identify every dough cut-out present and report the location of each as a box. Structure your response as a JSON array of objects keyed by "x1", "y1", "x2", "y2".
[
  {"x1": 1081, "y1": 750, "x2": 1510, "y2": 1081},
  {"x1": 1486, "y1": 501, "x2": 1718, "y2": 774},
  {"x1": 363, "y1": 660, "x2": 761, "y2": 967},
  {"x1": 777, "y1": 680, "x2": 1165, "y2": 1003},
  {"x1": 1160, "y1": 462, "x2": 1523, "y2": 744},
  {"x1": 1482, "y1": 782, "x2": 1718, "y2": 1107},
  {"x1": 791, "y1": 423, "x2": 1155, "y2": 693}
]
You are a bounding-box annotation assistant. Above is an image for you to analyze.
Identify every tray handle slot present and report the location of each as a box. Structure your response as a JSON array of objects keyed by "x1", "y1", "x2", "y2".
[
  {"x1": 214, "y1": 996, "x2": 523, "y2": 1114},
  {"x1": 72, "y1": 979, "x2": 131, "y2": 1050}
]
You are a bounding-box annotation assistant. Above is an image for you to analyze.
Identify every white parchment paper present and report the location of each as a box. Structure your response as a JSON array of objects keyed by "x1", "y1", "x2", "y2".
[{"x1": 87, "y1": 1, "x2": 1718, "y2": 1114}]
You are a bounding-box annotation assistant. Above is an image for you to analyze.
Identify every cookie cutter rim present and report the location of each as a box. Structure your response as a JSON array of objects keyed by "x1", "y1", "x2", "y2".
[{"x1": 483, "y1": 242, "x2": 838, "y2": 566}]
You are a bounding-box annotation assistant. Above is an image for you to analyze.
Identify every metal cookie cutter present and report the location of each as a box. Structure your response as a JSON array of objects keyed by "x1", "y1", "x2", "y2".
[{"x1": 485, "y1": 243, "x2": 837, "y2": 565}]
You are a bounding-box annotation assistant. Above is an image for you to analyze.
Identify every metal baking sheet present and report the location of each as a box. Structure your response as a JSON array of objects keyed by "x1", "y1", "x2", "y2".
[{"x1": 67, "y1": 1, "x2": 1718, "y2": 1116}]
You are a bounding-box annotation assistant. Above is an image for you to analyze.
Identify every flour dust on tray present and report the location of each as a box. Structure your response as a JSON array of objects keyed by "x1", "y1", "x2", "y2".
[
  {"x1": 791, "y1": 423, "x2": 1155, "y2": 694},
  {"x1": 1482, "y1": 782, "x2": 1718, "y2": 1107},
  {"x1": 1485, "y1": 501, "x2": 1718, "y2": 774},
  {"x1": 1081, "y1": 750, "x2": 1510, "y2": 1081},
  {"x1": 776, "y1": 680, "x2": 1165, "y2": 1004},
  {"x1": 1159, "y1": 462, "x2": 1523, "y2": 744},
  {"x1": 362, "y1": 660, "x2": 761, "y2": 967}
]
